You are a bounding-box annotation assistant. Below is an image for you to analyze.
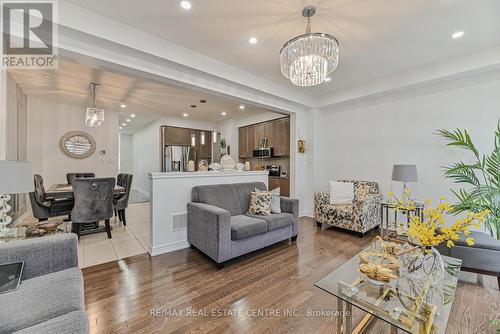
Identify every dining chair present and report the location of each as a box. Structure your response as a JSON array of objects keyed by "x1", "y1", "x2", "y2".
[
  {"x1": 66, "y1": 173, "x2": 96, "y2": 185},
  {"x1": 71, "y1": 177, "x2": 115, "y2": 239},
  {"x1": 117, "y1": 173, "x2": 124, "y2": 186},
  {"x1": 114, "y1": 174, "x2": 133, "y2": 226},
  {"x1": 29, "y1": 174, "x2": 73, "y2": 222}
]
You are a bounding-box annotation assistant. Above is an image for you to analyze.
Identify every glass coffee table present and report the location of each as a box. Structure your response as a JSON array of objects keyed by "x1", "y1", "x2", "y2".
[{"x1": 315, "y1": 250, "x2": 461, "y2": 334}]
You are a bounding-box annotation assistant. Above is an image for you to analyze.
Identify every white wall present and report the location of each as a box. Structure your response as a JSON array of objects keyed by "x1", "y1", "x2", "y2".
[
  {"x1": 27, "y1": 97, "x2": 119, "y2": 186},
  {"x1": 131, "y1": 116, "x2": 217, "y2": 195},
  {"x1": 119, "y1": 133, "x2": 133, "y2": 173},
  {"x1": 313, "y1": 76, "x2": 500, "y2": 209},
  {"x1": 0, "y1": 70, "x2": 7, "y2": 160}
]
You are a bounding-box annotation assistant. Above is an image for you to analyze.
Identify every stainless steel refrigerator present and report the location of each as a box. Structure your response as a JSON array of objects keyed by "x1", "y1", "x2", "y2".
[{"x1": 163, "y1": 145, "x2": 197, "y2": 172}]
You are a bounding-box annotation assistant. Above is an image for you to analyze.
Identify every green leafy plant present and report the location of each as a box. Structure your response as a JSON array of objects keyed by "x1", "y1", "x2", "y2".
[{"x1": 436, "y1": 120, "x2": 500, "y2": 239}]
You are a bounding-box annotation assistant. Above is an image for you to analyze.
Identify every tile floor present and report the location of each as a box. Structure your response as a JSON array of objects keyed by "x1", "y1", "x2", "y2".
[{"x1": 18, "y1": 202, "x2": 150, "y2": 268}]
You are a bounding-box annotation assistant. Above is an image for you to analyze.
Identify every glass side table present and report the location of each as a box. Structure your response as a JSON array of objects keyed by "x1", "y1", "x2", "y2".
[
  {"x1": 315, "y1": 249, "x2": 461, "y2": 334},
  {"x1": 379, "y1": 201, "x2": 424, "y2": 241}
]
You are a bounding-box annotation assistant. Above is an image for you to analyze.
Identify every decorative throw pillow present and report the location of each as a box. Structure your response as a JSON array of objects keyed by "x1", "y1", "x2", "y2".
[
  {"x1": 255, "y1": 187, "x2": 281, "y2": 214},
  {"x1": 248, "y1": 192, "x2": 272, "y2": 215},
  {"x1": 329, "y1": 181, "x2": 354, "y2": 205}
]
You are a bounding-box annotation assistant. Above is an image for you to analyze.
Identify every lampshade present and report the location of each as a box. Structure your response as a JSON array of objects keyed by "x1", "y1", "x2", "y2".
[
  {"x1": 0, "y1": 160, "x2": 34, "y2": 194},
  {"x1": 392, "y1": 164, "x2": 418, "y2": 182}
]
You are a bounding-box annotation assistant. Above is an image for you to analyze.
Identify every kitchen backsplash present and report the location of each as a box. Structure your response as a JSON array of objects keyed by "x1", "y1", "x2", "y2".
[{"x1": 239, "y1": 157, "x2": 290, "y2": 176}]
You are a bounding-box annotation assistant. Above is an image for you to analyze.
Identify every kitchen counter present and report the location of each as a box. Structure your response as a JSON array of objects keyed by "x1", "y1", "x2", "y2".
[{"x1": 147, "y1": 170, "x2": 269, "y2": 256}]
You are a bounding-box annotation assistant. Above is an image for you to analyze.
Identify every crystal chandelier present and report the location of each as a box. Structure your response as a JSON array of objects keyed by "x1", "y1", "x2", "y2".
[
  {"x1": 85, "y1": 83, "x2": 104, "y2": 127},
  {"x1": 280, "y1": 6, "x2": 339, "y2": 87}
]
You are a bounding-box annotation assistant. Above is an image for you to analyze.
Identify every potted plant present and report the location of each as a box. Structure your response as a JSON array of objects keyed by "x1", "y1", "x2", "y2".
[{"x1": 436, "y1": 120, "x2": 500, "y2": 239}]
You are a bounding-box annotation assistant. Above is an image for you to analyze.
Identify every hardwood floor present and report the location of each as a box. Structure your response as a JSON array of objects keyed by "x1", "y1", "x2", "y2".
[{"x1": 83, "y1": 218, "x2": 500, "y2": 334}]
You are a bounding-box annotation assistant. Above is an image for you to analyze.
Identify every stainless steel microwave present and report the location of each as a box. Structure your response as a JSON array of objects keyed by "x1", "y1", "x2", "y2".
[{"x1": 253, "y1": 147, "x2": 274, "y2": 158}]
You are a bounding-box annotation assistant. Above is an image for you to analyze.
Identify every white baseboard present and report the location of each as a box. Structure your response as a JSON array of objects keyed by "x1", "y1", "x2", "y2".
[
  {"x1": 300, "y1": 211, "x2": 314, "y2": 218},
  {"x1": 149, "y1": 240, "x2": 189, "y2": 256}
]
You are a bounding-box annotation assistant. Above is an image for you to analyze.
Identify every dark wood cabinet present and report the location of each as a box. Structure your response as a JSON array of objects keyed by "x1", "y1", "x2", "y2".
[
  {"x1": 269, "y1": 177, "x2": 290, "y2": 197},
  {"x1": 238, "y1": 116, "x2": 290, "y2": 158}
]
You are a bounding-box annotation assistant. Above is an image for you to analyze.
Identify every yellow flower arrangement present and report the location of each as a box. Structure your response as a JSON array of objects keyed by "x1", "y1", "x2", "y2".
[
  {"x1": 387, "y1": 189, "x2": 416, "y2": 211},
  {"x1": 407, "y1": 199, "x2": 490, "y2": 249}
]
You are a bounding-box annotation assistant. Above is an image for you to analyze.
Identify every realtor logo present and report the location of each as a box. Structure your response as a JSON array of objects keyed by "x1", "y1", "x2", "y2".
[{"x1": 1, "y1": 1, "x2": 58, "y2": 69}]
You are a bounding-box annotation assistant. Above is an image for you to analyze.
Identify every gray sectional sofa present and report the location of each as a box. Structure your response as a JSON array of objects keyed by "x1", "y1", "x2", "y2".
[
  {"x1": 187, "y1": 182, "x2": 299, "y2": 268},
  {"x1": 0, "y1": 234, "x2": 89, "y2": 334}
]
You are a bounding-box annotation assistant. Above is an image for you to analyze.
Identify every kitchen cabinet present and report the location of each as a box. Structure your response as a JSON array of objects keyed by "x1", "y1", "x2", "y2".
[
  {"x1": 268, "y1": 177, "x2": 290, "y2": 197},
  {"x1": 237, "y1": 116, "x2": 290, "y2": 158},
  {"x1": 197, "y1": 130, "x2": 212, "y2": 159}
]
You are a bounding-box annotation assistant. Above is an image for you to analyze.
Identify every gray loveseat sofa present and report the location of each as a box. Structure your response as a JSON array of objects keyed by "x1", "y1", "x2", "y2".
[
  {"x1": 0, "y1": 234, "x2": 89, "y2": 334},
  {"x1": 187, "y1": 182, "x2": 299, "y2": 268}
]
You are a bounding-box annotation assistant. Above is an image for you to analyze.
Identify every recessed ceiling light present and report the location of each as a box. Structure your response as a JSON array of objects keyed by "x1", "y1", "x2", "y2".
[
  {"x1": 324, "y1": 77, "x2": 331, "y2": 82},
  {"x1": 221, "y1": 112, "x2": 227, "y2": 116},
  {"x1": 182, "y1": 113, "x2": 189, "y2": 117},
  {"x1": 451, "y1": 31, "x2": 464, "y2": 39},
  {"x1": 119, "y1": 127, "x2": 123, "y2": 130},
  {"x1": 200, "y1": 99, "x2": 206, "y2": 103},
  {"x1": 120, "y1": 104, "x2": 126, "y2": 108},
  {"x1": 122, "y1": 123, "x2": 126, "y2": 126},
  {"x1": 191, "y1": 104, "x2": 197, "y2": 108},
  {"x1": 130, "y1": 114, "x2": 136, "y2": 117},
  {"x1": 180, "y1": 1, "x2": 191, "y2": 10},
  {"x1": 126, "y1": 119, "x2": 131, "y2": 122},
  {"x1": 239, "y1": 105, "x2": 245, "y2": 110},
  {"x1": 249, "y1": 37, "x2": 258, "y2": 45}
]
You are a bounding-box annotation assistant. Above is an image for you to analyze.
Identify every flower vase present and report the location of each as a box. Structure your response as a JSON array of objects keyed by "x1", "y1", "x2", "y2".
[{"x1": 403, "y1": 246, "x2": 445, "y2": 283}]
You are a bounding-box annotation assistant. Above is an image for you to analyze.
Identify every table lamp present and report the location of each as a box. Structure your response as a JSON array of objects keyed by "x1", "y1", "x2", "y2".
[
  {"x1": 0, "y1": 160, "x2": 34, "y2": 236},
  {"x1": 391, "y1": 164, "x2": 418, "y2": 193}
]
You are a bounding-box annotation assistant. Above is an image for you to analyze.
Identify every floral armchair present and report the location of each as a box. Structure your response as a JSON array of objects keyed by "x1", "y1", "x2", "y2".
[{"x1": 314, "y1": 180, "x2": 382, "y2": 236}]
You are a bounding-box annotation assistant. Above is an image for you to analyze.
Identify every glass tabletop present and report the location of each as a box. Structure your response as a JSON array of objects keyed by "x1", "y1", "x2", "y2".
[
  {"x1": 315, "y1": 248, "x2": 461, "y2": 334},
  {"x1": 0, "y1": 222, "x2": 71, "y2": 243}
]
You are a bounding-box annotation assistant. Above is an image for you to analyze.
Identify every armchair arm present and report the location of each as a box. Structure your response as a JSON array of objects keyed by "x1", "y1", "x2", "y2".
[
  {"x1": 187, "y1": 202, "x2": 231, "y2": 262},
  {"x1": 353, "y1": 193, "x2": 383, "y2": 232},
  {"x1": 0, "y1": 234, "x2": 78, "y2": 280},
  {"x1": 280, "y1": 197, "x2": 299, "y2": 236}
]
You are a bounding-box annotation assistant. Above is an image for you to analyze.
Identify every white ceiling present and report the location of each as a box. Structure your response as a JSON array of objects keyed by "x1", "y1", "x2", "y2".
[
  {"x1": 62, "y1": 0, "x2": 500, "y2": 97},
  {"x1": 8, "y1": 60, "x2": 279, "y2": 134}
]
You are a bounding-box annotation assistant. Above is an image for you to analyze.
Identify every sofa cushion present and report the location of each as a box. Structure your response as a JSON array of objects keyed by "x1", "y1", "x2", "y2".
[
  {"x1": 233, "y1": 182, "x2": 267, "y2": 214},
  {"x1": 247, "y1": 192, "x2": 272, "y2": 215},
  {"x1": 0, "y1": 268, "x2": 85, "y2": 334},
  {"x1": 192, "y1": 184, "x2": 243, "y2": 215},
  {"x1": 247, "y1": 213, "x2": 294, "y2": 232},
  {"x1": 14, "y1": 310, "x2": 89, "y2": 334},
  {"x1": 453, "y1": 231, "x2": 500, "y2": 251},
  {"x1": 231, "y1": 215, "x2": 268, "y2": 240}
]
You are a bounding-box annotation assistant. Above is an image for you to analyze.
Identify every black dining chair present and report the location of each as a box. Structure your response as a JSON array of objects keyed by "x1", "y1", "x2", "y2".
[
  {"x1": 71, "y1": 177, "x2": 115, "y2": 239},
  {"x1": 117, "y1": 173, "x2": 124, "y2": 186},
  {"x1": 29, "y1": 174, "x2": 73, "y2": 222},
  {"x1": 66, "y1": 173, "x2": 96, "y2": 185},
  {"x1": 114, "y1": 174, "x2": 133, "y2": 226}
]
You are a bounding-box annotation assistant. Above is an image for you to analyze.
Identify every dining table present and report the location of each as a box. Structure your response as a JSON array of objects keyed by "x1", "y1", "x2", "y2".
[
  {"x1": 46, "y1": 183, "x2": 126, "y2": 236},
  {"x1": 47, "y1": 183, "x2": 125, "y2": 199}
]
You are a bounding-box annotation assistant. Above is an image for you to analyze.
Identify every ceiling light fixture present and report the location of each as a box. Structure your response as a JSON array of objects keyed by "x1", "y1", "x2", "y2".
[
  {"x1": 182, "y1": 113, "x2": 189, "y2": 117},
  {"x1": 249, "y1": 37, "x2": 258, "y2": 44},
  {"x1": 451, "y1": 31, "x2": 464, "y2": 39},
  {"x1": 130, "y1": 114, "x2": 136, "y2": 117},
  {"x1": 120, "y1": 104, "x2": 126, "y2": 108},
  {"x1": 126, "y1": 119, "x2": 131, "y2": 122},
  {"x1": 85, "y1": 83, "x2": 105, "y2": 127},
  {"x1": 200, "y1": 131, "x2": 206, "y2": 145},
  {"x1": 119, "y1": 127, "x2": 123, "y2": 130},
  {"x1": 239, "y1": 105, "x2": 245, "y2": 110},
  {"x1": 280, "y1": 6, "x2": 339, "y2": 87},
  {"x1": 122, "y1": 123, "x2": 126, "y2": 126},
  {"x1": 180, "y1": 1, "x2": 191, "y2": 10},
  {"x1": 213, "y1": 130, "x2": 218, "y2": 143},
  {"x1": 221, "y1": 112, "x2": 227, "y2": 116}
]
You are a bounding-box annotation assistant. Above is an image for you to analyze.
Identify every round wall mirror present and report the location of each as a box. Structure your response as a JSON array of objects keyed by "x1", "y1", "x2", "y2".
[{"x1": 59, "y1": 131, "x2": 96, "y2": 159}]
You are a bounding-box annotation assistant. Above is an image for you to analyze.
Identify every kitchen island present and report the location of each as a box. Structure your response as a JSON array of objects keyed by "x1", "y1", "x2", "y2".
[{"x1": 147, "y1": 171, "x2": 269, "y2": 256}]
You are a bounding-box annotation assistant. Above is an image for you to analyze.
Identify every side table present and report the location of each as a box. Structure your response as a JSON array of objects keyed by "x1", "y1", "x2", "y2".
[{"x1": 379, "y1": 201, "x2": 424, "y2": 240}]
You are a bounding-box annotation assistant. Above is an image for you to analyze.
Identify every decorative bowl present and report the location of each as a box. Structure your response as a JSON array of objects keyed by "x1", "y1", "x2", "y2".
[
  {"x1": 209, "y1": 163, "x2": 221, "y2": 171},
  {"x1": 235, "y1": 163, "x2": 245, "y2": 171}
]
